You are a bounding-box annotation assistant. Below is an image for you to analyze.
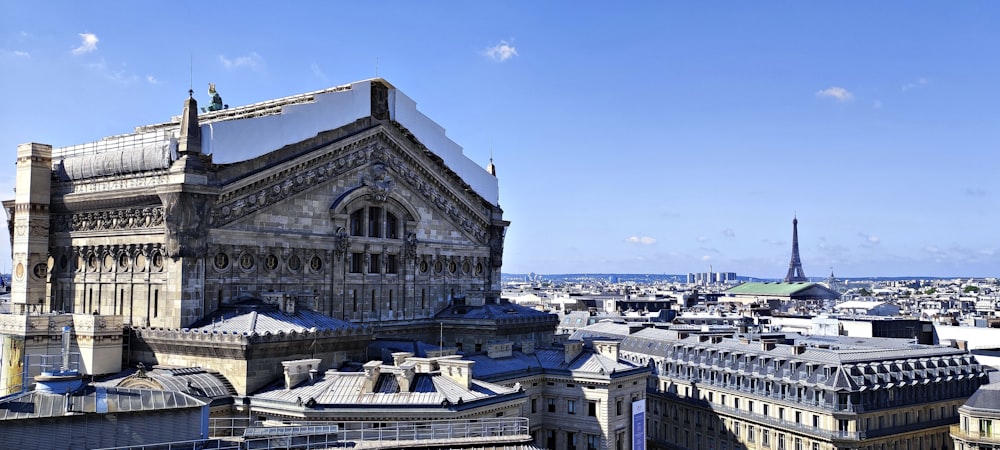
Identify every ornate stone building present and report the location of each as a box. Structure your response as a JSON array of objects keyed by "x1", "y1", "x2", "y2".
[
  {"x1": 1, "y1": 79, "x2": 555, "y2": 396},
  {"x1": 5, "y1": 78, "x2": 508, "y2": 329}
]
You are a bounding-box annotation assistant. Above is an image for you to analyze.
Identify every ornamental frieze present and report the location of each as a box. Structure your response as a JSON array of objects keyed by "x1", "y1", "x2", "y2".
[
  {"x1": 51, "y1": 207, "x2": 164, "y2": 233},
  {"x1": 211, "y1": 135, "x2": 490, "y2": 243},
  {"x1": 52, "y1": 172, "x2": 170, "y2": 195}
]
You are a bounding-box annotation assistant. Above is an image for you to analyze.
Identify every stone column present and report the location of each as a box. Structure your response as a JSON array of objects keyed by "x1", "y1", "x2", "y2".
[{"x1": 11, "y1": 143, "x2": 52, "y2": 312}]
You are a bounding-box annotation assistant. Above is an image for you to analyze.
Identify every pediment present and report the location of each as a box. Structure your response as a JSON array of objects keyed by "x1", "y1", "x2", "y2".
[{"x1": 209, "y1": 126, "x2": 492, "y2": 244}]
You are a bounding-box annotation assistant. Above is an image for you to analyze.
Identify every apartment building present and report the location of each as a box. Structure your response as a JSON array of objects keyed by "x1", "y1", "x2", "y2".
[
  {"x1": 574, "y1": 322, "x2": 987, "y2": 450},
  {"x1": 951, "y1": 381, "x2": 1000, "y2": 450},
  {"x1": 466, "y1": 340, "x2": 650, "y2": 450}
]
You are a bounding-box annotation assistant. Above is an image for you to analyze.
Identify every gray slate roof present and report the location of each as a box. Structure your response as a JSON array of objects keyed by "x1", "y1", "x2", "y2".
[
  {"x1": 0, "y1": 386, "x2": 205, "y2": 421},
  {"x1": 466, "y1": 347, "x2": 646, "y2": 382},
  {"x1": 961, "y1": 382, "x2": 1000, "y2": 417},
  {"x1": 96, "y1": 366, "x2": 236, "y2": 403},
  {"x1": 436, "y1": 301, "x2": 558, "y2": 326},
  {"x1": 253, "y1": 369, "x2": 518, "y2": 408},
  {"x1": 188, "y1": 298, "x2": 361, "y2": 335}
]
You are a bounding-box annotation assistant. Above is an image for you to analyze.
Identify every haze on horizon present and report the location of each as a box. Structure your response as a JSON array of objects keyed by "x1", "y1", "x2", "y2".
[{"x1": 0, "y1": 2, "x2": 996, "y2": 279}]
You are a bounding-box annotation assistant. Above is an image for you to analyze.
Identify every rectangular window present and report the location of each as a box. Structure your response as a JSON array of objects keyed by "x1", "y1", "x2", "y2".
[
  {"x1": 568, "y1": 399, "x2": 577, "y2": 415},
  {"x1": 368, "y1": 253, "x2": 381, "y2": 273},
  {"x1": 588, "y1": 401, "x2": 597, "y2": 417},
  {"x1": 617, "y1": 398, "x2": 623, "y2": 416},
  {"x1": 368, "y1": 207, "x2": 382, "y2": 237},
  {"x1": 350, "y1": 209, "x2": 364, "y2": 236},
  {"x1": 586, "y1": 434, "x2": 599, "y2": 450},
  {"x1": 981, "y1": 419, "x2": 993, "y2": 437},
  {"x1": 350, "y1": 253, "x2": 364, "y2": 273},
  {"x1": 748, "y1": 425, "x2": 755, "y2": 443},
  {"x1": 386, "y1": 213, "x2": 399, "y2": 239},
  {"x1": 762, "y1": 429, "x2": 770, "y2": 446},
  {"x1": 386, "y1": 254, "x2": 397, "y2": 274},
  {"x1": 567, "y1": 432, "x2": 577, "y2": 450},
  {"x1": 531, "y1": 397, "x2": 537, "y2": 414},
  {"x1": 548, "y1": 398, "x2": 556, "y2": 413}
]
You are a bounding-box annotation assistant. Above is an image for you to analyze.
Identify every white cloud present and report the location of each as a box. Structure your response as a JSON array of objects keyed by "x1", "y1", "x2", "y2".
[
  {"x1": 626, "y1": 236, "x2": 656, "y2": 245},
  {"x1": 12, "y1": 50, "x2": 29, "y2": 58},
  {"x1": 310, "y1": 63, "x2": 328, "y2": 81},
  {"x1": 72, "y1": 33, "x2": 98, "y2": 55},
  {"x1": 86, "y1": 59, "x2": 137, "y2": 83},
  {"x1": 964, "y1": 187, "x2": 987, "y2": 197},
  {"x1": 146, "y1": 75, "x2": 161, "y2": 84},
  {"x1": 485, "y1": 40, "x2": 518, "y2": 62},
  {"x1": 816, "y1": 86, "x2": 853, "y2": 102},
  {"x1": 857, "y1": 232, "x2": 880, "y2": 246},
  {"x1": 722, "y1": 228, "x2": 735, "y2": 238},
  {"x1": 872, "y1": 100, "x2": 883, "y2": 109},
  {"x1": 219, "y1": 52, "x2": 264, "y2": 69},
  {"x1": 902, "y1": 77, "x2": 929, "y2": 91},
  {"x1": 701, "y1": 255, "x2": 712, "y2": 261}
]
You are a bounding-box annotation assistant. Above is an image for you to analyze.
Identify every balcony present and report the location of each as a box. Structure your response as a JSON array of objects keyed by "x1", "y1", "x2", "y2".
[{"x1": 950, "y1": 425, "x2": 1000, "y2": 445}]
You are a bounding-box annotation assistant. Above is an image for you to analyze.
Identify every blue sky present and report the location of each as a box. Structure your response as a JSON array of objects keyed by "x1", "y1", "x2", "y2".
[{"x1": 1, "y1": 2, "x2": 997, "y2": 278}]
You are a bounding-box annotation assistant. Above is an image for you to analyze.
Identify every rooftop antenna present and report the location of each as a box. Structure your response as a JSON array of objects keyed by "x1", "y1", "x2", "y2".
[
  {"x1": 189, "y1": 53, "x2": 193, "y2": 93},
  {"x1": 375, "y1": 57, "x2": 379, "y2": 77}
]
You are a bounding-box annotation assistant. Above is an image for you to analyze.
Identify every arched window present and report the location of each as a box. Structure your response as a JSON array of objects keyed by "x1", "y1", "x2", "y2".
[{"x1": 347, "y1": 205, "x2": 407, "y2": 240}]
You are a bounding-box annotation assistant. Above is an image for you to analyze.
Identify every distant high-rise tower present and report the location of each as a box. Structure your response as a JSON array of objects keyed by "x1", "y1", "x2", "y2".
[{"x1": 784, "y1": 216, "x2": 808, "y2": 283}]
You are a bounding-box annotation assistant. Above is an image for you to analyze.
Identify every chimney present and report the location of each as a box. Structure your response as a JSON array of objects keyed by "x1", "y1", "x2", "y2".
[
  {"x1": 594, "y1": 340, "x2": 620, "y2": 361},
  {"x1": 362, "y1": 361, "x2": 382, "y2": 393},
  {"x1": 520, "y1": 340, "x2": 536, "y2": 355},
  {"x1": 282, "y1": 358, "x2": 322, "y2": 390},
  {"x1": 487, "y1": 342, "x2": 513, "y2": 359},
  {"x1": 392, "y1": 352, "x2": 414, "y2": 367},
  {"x1": 437, "y1": 359, "x2": 474, "y2": 390},
  {"x1": 396, "y1": 363, "x2": 416, "y2": 392},
  {"x1": 565, "y1": 341, "x2": 584, "y2": 364}
]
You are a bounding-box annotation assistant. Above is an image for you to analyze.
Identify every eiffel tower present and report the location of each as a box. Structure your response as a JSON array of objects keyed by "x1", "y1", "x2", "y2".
[{"x1": 784, "y1": 216, "x2": 808, "y2": 283}]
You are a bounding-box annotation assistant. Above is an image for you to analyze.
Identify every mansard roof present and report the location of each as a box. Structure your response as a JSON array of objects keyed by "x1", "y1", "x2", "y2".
[
  {"x1": 961, "y1": 382, "x2": 1000, "y2": 418},
  {"x1": 571, "y1": 322, "x2": 982, "y2": 378},
  {"x1": 252, "y1": 361, "x2": 519, "y2": 408}
]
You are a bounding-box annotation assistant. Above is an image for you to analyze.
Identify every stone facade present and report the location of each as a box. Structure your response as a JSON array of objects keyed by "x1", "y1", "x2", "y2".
[
  {"x1": 1, "y1": 78, "x2": 530, "y2": 398},
  {"x1": 5, "y1": 79, "x2": 507, "y2": 331}
]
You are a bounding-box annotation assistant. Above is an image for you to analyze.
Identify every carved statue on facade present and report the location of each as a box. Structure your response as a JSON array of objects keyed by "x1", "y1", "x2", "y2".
[
  {"x1": 201, "y1": 83, "x2": 228, "y2": 113},
  {"x1": 334, "y1": 227, "x2": 350, "y2": 257},
  {"x1": 404, "y1": 232, "x2": 418, "y2": 259}
]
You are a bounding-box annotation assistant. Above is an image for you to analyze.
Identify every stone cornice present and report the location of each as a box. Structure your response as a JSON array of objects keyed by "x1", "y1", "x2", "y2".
[{"x1": 133, "y1": 324, "x2": 373, "y2": 346}]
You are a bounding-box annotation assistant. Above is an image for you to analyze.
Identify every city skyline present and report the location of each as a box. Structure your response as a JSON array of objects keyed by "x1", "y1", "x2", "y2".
[{"x1": 1, "y1": 2, "x2": 997, "y2": 278}]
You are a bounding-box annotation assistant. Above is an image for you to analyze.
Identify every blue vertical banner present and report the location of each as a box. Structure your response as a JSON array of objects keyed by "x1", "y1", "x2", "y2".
[{"x1": 632, "y1": 399, "x2": 646, "y2": 450}]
